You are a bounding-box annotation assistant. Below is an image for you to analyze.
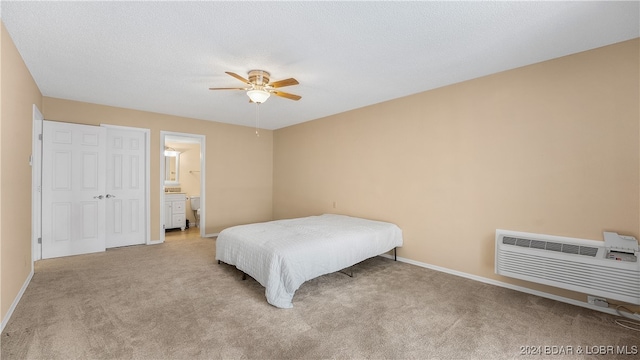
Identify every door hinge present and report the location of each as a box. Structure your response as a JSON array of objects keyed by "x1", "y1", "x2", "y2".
[{"x1": 37, "y1": 237, "x2": 42, "y2": 244}]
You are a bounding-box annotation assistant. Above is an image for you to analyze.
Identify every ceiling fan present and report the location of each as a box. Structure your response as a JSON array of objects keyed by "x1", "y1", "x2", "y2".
[{"x1": 209, "y1": 70, "x2": 301, "y2": 104}]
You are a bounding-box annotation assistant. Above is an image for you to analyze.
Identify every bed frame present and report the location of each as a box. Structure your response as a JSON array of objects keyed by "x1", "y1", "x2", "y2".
[{"x1": 219, "y1": 247, "x2": 397, "y2": 279}]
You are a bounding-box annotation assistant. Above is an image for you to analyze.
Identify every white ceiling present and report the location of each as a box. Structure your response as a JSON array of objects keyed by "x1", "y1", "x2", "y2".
[{"x1": 2, "y1": 1, "x2": 638, "y2": 130}]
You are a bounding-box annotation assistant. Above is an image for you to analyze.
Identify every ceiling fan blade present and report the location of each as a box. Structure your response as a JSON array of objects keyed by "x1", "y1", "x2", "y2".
[
  {"x1": 225, "y1": 72, "x2": 251, "y2": 84},
  {"x1": 269, "y1": 78, "x2": 299, "y2": 88},
  {"x1": 273, "y1": 91, "x2": 301, "y2": 101},
  {"x1": 208, "y1": 87, "x2": 247, "y2": 90}
]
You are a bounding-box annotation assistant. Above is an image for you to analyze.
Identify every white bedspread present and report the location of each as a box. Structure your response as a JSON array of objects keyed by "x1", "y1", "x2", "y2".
[{"x1": 215, "y1": 214, "x2": 403, "y2": 308}]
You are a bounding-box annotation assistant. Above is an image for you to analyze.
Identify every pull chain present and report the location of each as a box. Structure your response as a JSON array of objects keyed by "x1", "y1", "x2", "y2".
[{"x1": 255, "y1": 103, "x2": 260, "y2": 137}]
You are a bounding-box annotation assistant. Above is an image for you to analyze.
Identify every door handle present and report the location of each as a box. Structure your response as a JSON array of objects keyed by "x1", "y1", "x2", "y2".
[
  {"x1": 93, "y1": 195, "x2": 104, "y2": 199},
  {"x1": 106, "y1": 194, "x2": 116, "y2": 198}
]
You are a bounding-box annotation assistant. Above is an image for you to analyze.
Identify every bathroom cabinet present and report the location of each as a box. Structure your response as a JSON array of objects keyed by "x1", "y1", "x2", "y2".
[{"x1": 165, "y1": 193, "x2": 186, "y2": 231}]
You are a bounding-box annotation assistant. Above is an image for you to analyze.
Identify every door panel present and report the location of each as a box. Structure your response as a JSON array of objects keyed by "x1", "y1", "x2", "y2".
[
  {"x1": 105, "y1": 128, "x2": 146, "y2": 248},
  {"x1": 52, "y1": 151, "x2": 72, "y2": 189},
  {"x1": 51, "y1": 202, "x2": 71, "y2": 241},
  {"x1": 42, "y1": 121, "x2": 106, "y2": 259},
  {"x1": 130, "y1": 199, "x2": 140, "y2": 232}
]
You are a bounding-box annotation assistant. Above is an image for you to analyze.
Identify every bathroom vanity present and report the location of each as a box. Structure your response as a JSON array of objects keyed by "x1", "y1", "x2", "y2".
[{"x1": 165, "y1": 193, "x2": 186, "y2": 231}]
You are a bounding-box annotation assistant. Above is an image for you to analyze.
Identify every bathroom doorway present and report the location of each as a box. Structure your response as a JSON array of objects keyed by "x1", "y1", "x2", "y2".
[{"x1": 160, "y1": 131, "x2": 205, "y2": 243}]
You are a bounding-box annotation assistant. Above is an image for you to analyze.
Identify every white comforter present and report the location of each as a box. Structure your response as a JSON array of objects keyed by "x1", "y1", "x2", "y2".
[{"x1": 215, "y1": 214, "x2": 403, "y2": 308}]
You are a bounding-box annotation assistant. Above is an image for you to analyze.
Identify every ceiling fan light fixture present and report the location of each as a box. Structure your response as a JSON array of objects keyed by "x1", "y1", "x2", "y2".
[{"x1": 247, "y1": 89, "x2": 270, "y2": 103}]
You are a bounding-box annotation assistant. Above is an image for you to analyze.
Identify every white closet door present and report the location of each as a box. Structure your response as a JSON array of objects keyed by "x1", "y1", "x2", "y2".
[
  {"x1": 42, "y1": 121, "x2": 106, "y2": 259},
  {"x1": 105, "y1": 127, "x2": 146, "y2": 248}
]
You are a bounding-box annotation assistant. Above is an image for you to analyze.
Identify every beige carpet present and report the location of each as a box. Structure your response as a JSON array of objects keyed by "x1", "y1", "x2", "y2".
[{"x1": 1, "y1": 232, "x2": 637, "y2": 359}]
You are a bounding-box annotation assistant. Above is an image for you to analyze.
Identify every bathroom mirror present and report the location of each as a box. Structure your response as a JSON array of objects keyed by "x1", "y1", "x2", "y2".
[{"x1": 164, "y1": 150, "x2": 180, "y2": 185}]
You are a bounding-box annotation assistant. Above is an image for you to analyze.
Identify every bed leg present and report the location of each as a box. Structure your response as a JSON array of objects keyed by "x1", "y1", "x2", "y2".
[
  {"x1": 394, "y1": 247, "x2": 397, "y2": 261},
  {"x1": 242, "y1": 272, "x2": 247, "y2": 281},
  {"x1": 218, "y1": 260, "x2": 221, "y2": 264},
  {"x1": 338, "y1": 269, "x2": 354, "y2": 278}
]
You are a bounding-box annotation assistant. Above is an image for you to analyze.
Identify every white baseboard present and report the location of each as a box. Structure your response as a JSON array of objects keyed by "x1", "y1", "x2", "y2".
[
  {"x1": 379, "y1": 254, "x2": 619, "y2": 316},
  {"x1": 204, "y1": 233, "x2": 219, "y2": 238},
  {"x1": 1, "y1": 269, "x2": 34, "y2": 332},
  {"x1": 147, "y1": 239, "x2": 162, "y2": 245}
]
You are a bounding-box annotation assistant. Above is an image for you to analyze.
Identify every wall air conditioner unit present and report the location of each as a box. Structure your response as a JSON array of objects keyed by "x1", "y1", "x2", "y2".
[{"x1": 495, "y1": 229, "x2": 640, "y2": 305}]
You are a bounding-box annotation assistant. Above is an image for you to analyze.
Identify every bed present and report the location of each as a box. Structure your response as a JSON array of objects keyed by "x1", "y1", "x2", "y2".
[{"x1": 215, "y1": 214, "x2": 403, "y2": 308}]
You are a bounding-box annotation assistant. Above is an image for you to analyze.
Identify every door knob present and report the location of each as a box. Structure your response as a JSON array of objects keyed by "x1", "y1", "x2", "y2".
[
  {"x1": 106, "y1": 194, "x2": 116, "y2": 198},
  {"x1": 93, "y1": 195, "x2": 104, "y2": 199}
]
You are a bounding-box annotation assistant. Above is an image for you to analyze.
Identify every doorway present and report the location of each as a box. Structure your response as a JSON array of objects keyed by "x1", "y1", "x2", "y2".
[{"x1": 159, "y1": 131, "x2": 205, "y2": 243}]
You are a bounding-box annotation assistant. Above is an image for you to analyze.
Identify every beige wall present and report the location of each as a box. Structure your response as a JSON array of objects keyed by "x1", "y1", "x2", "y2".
[
  {"x1": 43, "y1": 97, "x2": 273, "y2": 238},
  {"x1": 273, "y1": 39, "x2": 640, "y2": 303},
  {"x1": 165, "y1": 141, "x2": 201, "y2": 224},
  {"x1": 1, "y1": 22, "x2": 43, "y2": 322}
]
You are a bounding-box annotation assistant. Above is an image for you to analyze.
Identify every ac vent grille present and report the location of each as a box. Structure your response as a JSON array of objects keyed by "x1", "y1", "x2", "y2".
[
  {"x1": 502, "y1": 236, "x2": 598, "y2": 257},
  {"x1": 580, "y1": 246, "x2": 598, "y2": 257}
]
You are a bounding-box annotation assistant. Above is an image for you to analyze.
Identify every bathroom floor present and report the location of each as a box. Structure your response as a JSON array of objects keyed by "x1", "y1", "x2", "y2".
[{"x1": 165, "y1": 227, "x2": 202, "y2": 242}]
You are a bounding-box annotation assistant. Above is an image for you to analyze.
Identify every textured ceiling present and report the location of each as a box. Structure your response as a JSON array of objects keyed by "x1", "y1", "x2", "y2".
[{"x1": 2, "y1": 1, "x2": 638, "y2": 130}]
